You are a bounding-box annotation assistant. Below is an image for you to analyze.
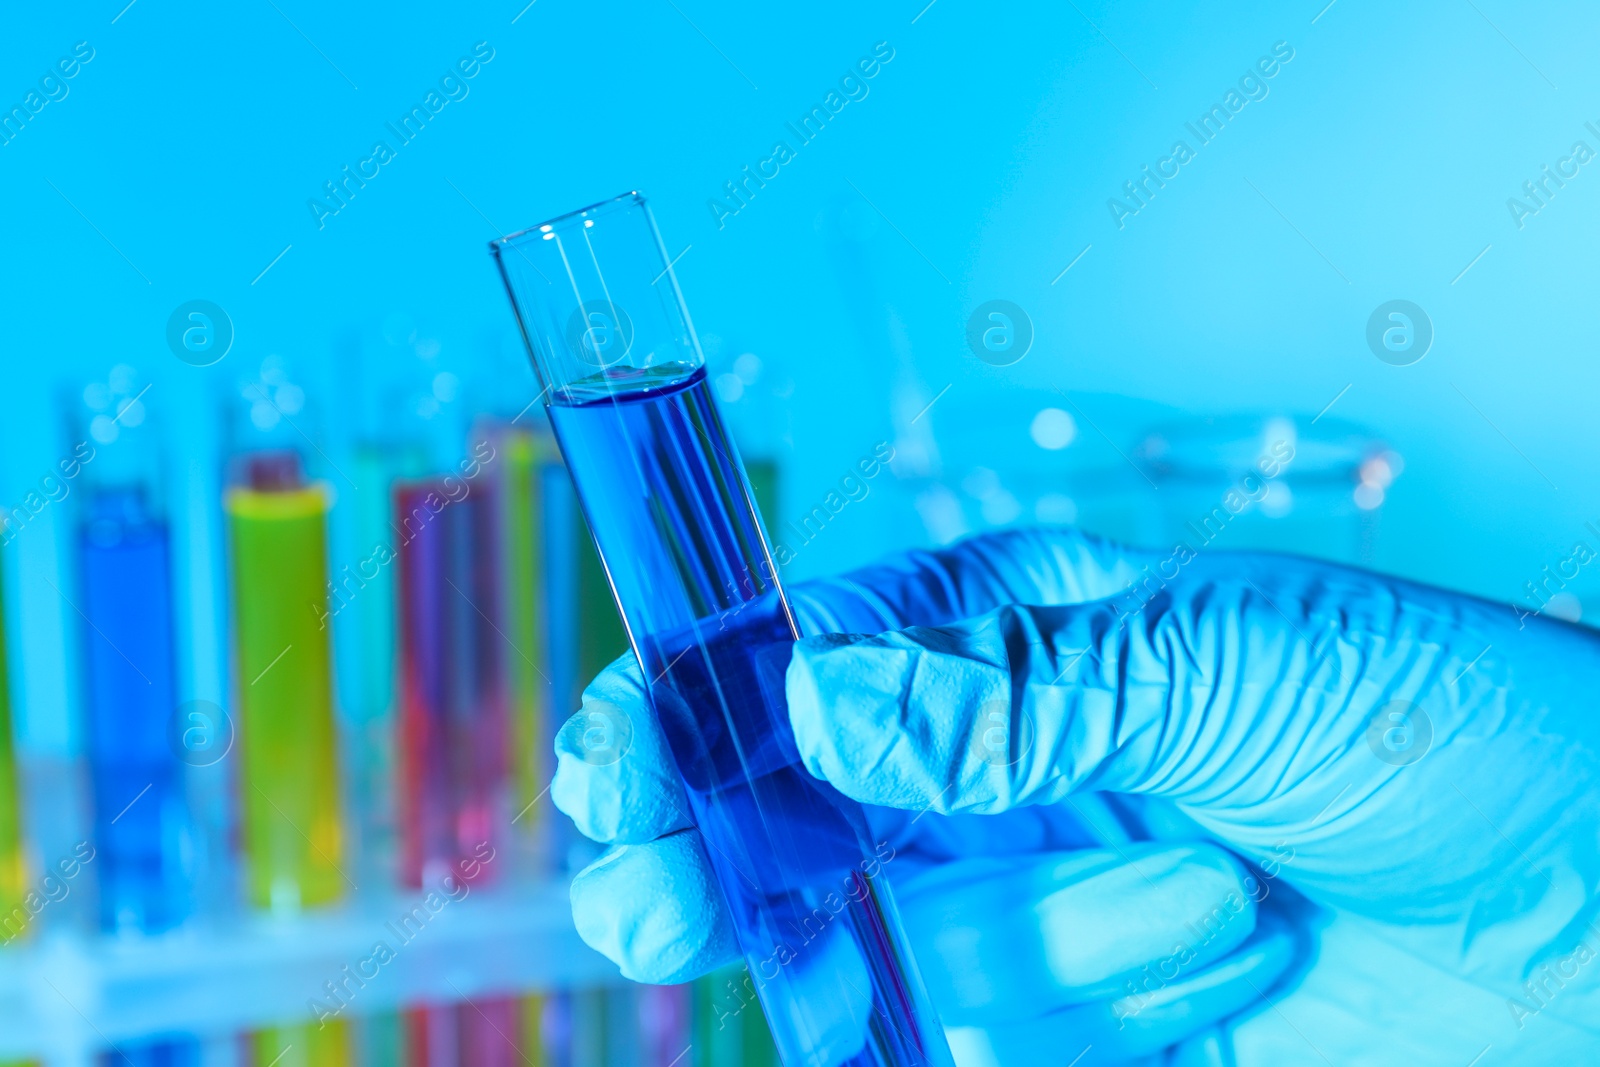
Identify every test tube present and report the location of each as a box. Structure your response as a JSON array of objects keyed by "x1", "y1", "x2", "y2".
[
  {"x1": 528, "y1": 991, "x2": 569, "y2": 1067},
  {"x1": 693, "y1": 964, "x2": 778, "y2": 1067},
  {"x1": 495, "y1": 427, "x2": 553, "y2": 839},
  {"x1": 70, "y1": 371, "x2": 194, "y2": 935},
  {"x1": 638, "y1": 983, "x2": 691, "y2": 1067},
  {"x1": 253, "y1": 1019, "x2": 350, "y2": 1067},
  {"x1": 569, "y1": 987, "x2": 638, "y2": 1067},
  {"x1": 96, "y1": 1037, "x2": 200, "y2": 1067},
  {"x1": 357, "y1": 1010, "x2": 405, "y2": 1067},
  {"x1": 226, "y1": 452, "x2": 344, "y2": 909},
  {"x1": 345, "y1": 441, "x2": 410, "y2": 864},
  {"x1": 491, "y1": 193, "x2": 953, "y2": 1067},
  {"x1": 575, "y1": 526, "x2": 627, "y2": 693},
  {"x1": 78, "y1": 484, "x2": 190, "y2": 932},
  {"x1": 0, "y1": 563, "x2": 25, "y2": 942},
  {"x1": 402, "y1": 1004, "x2": 456, "y2": 1067},
  {"x1": 456, "y1": 994, "x2": 521, "y2": 1067},
  {"x1": 394, "y1": 476, "x2": 503, "y2": 886}
]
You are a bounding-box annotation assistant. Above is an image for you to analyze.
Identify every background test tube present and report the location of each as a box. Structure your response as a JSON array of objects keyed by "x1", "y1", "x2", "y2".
[
  {"x1": 96, "y1": 1037, "x2": 201, "y2": 1067},
  {"x1": 520, "y1": 992, "x2": 557, "y2": 1067},
  {"x1": 0, "y1": 563, "x2": 25, "y2": 942},
  {"x1": 78, "y1": 485, "x2": 190, "y2": 933},
  {"x1": 694, "y1": 965, "x2": 779, "y2": 1067},
  {"x1": 496, "y1": 427, "x2": 552, "y2": 840},
  {"x1": 638, "y1": 984, "x2": 691, "y2": 1067},
  {"x1": 253, "y1": 1019, "x2": 350, "y2": 1067},
  {"x1": 455, "y1": 995, "x2": 521, "y2": 1067},
  {"x1": 344, "y1": 442, "x2": 411, "y2": 882},
  {"x1": 395, "y1": 476, "x2": 504, "y2": 886},
  {"x1": 226, "y1": 457, "x2": 344, "y2": 910}
]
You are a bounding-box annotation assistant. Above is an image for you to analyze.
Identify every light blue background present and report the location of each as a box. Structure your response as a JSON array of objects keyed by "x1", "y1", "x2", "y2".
[{"x1": 2, "y1": 0, "x2": 1595, "y2": 750}]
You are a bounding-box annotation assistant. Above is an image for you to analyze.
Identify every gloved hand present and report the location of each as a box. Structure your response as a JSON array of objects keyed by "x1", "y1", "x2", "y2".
[{"x1": 551, "y1": 527, "x2": 1600, "y2": 1065}]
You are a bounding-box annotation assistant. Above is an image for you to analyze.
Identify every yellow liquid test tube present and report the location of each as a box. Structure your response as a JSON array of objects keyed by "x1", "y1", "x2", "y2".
[
  {"x1": 518, "y1": 993, "x2": 550, "y2": 1067},
  {"x1": 226, "y1": 483, "x2": 344, "y2": 909},
  {"x1": 0, "y1": 564, "x2": 26, "y2": 942},
  {"x1": 255, "y1": 1018, "x2": 350, "y2": 1067}
]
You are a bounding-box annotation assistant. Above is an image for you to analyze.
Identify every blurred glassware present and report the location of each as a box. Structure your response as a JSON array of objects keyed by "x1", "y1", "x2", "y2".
[
  {"x1": 225, "y1": 450, "x2": 345, "y2": 912},
  {"x1": 481, "y1": 421, "x2": 558, "y2": 870},
  {"x1": 909, "y1": 391, "x2": 1397, "y2": 568},
  {"x1": 69, "y1": 367, "x2": 195, "y2": 936},
  {"x1": 903, "y1": 388, "x2": 1179, "y2": 550},
  {"x1": 393, "y1": 470, "x2": 504, "y2": 890},
  {"x1": 1133, "y1": 414, "x2": 1398, "y2": 565},
  {"x1": 0, "y1": 564, "x2": 24, "y2": 947}
]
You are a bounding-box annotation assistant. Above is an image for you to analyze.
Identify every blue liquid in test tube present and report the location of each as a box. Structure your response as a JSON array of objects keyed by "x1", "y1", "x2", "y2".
[
  {"x1": 492, "y1": 193, "x2": 953, "y2": 1067},
  {"x1": 78, "y1": 486, "x2": 190, "y2": 933}
]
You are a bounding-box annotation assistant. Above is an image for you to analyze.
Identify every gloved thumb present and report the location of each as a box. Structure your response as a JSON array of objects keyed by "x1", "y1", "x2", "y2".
[{"x1": 787, "y1": 602, "x2": 1127, "y2": 815}]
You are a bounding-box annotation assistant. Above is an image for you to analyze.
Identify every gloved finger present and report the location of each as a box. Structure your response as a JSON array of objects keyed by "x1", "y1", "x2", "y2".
[
  {"x1": 786, "y1": 598, "x2": 1146, "y2": 816},
  {"x1": 788, "y1": 526, "x2": 1162, "y2": 637},
  {"x1": 787, "y1": 550, "x2": 1600, "y2": 1025},
  {"x1": 552, "y1": 529, "x2": 1155, "y2": 842},
  {"x1": 945, "y1": 907, "x2": 1299, "y2": 1067},
  {"x1": 569, "y1": 830, "x2": 740, "y2": 984},
  {"x1": 550, "y1": 652, "x2": 693, "y2": 845},
  {"x1": 784, "y1": 564, "x2": 1451, "y2": 819},
  {"x1": 896, "y1": 842, "x2": 1262, "y2": 1023}
]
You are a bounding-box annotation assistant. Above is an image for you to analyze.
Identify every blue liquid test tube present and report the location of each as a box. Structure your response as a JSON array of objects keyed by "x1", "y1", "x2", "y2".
[
  {"x1": 492, "y1": 193, "x2": 954, "y2": 1067},
  {"x1": 78, "y1": 484, "x2": 190, "y2": 933}
]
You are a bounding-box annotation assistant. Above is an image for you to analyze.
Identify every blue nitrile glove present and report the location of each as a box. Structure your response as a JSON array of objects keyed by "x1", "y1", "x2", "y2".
[{"x1": 551, "y1": 527, "x2": 1600, "y2": 1065}]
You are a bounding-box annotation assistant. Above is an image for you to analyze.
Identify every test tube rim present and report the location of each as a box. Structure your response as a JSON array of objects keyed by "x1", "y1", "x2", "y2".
[{"x1": 489, "y1": 189, "x2": 645, "y2": 252}]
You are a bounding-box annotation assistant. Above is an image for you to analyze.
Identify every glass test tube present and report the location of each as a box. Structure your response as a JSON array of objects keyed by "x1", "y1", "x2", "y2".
[
  {"x1": 394, "y1": 476, "x2": 504, "y2": 886},
  {"x1": 638, "y1": 983, "x2": 692, "y2": 1067},
  {"x1": 226, "y1": 453, "x2": 344, "y2": 909},
  {"x1": 492, "y1": 193, "x2": 953, "y2": 1067},
  {"x1": 522, "y1": 991, "x2": 562, "y2": 1067},
  {"x1": 497, "y1": 427, "x2": 553, "y2": 840},
  {"x1": 456, "y1": 994, "x2": 522, "y2": 1067},
  {"x1": 0, "y1": 563, "x2": 25, "y2": 942},
  {"x1": 694, "y1": 964, "x2": 779, "y2": 1067},
  {"x1": 253, "y1": 1020, "x2": 350, "y2": 1067},
  {"x1": 96, "y1": 1037, "x2": 201, "y2": 1067},
  {"x1": 72, "y1": 370, "x2": 197, "y2": 938},
  {"x1": 402, "y1": 1004, "x2": 456, "y2": 1067},
  {"x1": 78, "y1": 485, "x2": 191, "y2": 932},
  {"x1": 357, "y1": 1010, "x2": 405, "y2": 1067}
]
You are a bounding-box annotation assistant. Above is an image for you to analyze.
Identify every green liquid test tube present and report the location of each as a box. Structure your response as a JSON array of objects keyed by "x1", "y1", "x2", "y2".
[
  {"x1": 575, "y1": 519, "x2": 628, "y2": 693},
  {"x1": 693, "y1": 964, "x2": 779, "y2": 1067},
  {"x1": 226, "y1": 484, "x2": 344, "y2": 909},
  {"x1": 501, "y1": 429, "x2": 551, "y2": 832},
  {"x1": 0, "y1": 565, "x2": 26, "y2": 941}
]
